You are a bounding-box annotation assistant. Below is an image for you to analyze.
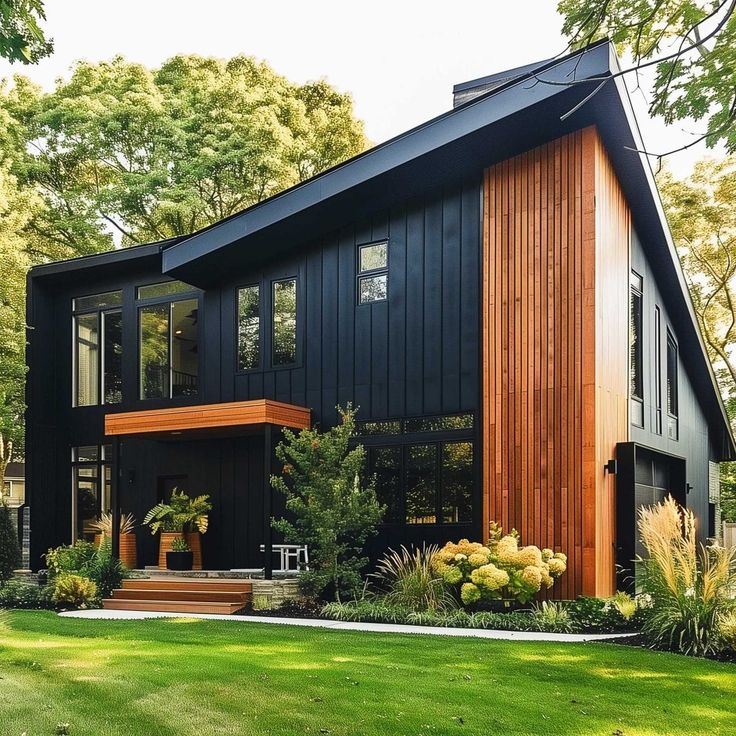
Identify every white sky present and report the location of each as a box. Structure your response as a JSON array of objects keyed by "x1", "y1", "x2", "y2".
[{"x1": 0, "y1": 0, "x2": 725, "y2": 179}]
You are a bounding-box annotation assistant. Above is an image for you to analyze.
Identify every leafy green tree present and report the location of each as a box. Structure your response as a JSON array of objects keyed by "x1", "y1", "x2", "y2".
[
  {"x1": 658, "y1": 158, "x2": 736, "y2": 520},
  {"x1": 0, "y1": 0, "x2": 52, "y2": 64},
  {"x1": 1, "y1": 55, "x2": 367, "y2": 260},
  {"x1": 558, "y1": 0, "x2": 736, "y2": 155},
  {"x1": 0, "y1": 157, "x2": 39, "y2": 485},
  {"x1": 271, "y1": 406, "x2": 384, "y2": 600},
  {"x1": 0, "y1": 501, "x2": 21, "y2": 581}
]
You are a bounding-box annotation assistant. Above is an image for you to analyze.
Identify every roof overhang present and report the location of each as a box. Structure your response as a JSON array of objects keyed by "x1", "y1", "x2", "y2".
[{"x1": 104, "y1": 399, "x2": 311, "y2": 439}]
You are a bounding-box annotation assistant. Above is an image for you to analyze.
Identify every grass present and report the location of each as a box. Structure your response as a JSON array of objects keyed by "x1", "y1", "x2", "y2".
[{"x1": 0, "y1": 611, "x2": 735, "y2": 735}]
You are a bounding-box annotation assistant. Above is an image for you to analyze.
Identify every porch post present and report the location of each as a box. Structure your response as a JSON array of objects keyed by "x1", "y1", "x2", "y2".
[
  {"x1": 110, "y1": 437, "x2": 121, "y2": 559},
  {"x1": 263, "y1": 424, "x2": 273, "y2": 580}
]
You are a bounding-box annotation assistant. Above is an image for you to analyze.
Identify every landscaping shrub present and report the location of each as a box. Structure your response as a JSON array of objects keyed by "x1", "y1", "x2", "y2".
[
  {"x1": 52, "y1": 574, "x2": 97, "y2": 608},
  {"x1": 0, "y1": 502, "x2": 21, "y2": 582},
  {"x1": 432, "y1": 524, "x2": 567, "y2": 606},
  {"x1": 719, "y1": 610, "x2": 736, "y2": 652},
  {"x1": 45, "y1": 540, "x2": 97, "y2": 578},
  {"x1": 566, "y1": 594, "x2": 648, "y2": 633},
  {"x1": 271, "y1": 405, "x2": 384, "y2": 600},
  {"x1": 85, "y1": 540, "x2": 126, "y2": 598},
  {"x1": 531, "y1": 601, "x2": 577, "y2": 634},
  {"x1": 373, "y1": 545, "x2": 456, "y2": 612},
  {"x1": 637, "y1": 495, "x2": 736, "y2": 657},
  {"x1": 0, "y1": 580, "x2": 42, "y2": 609}
]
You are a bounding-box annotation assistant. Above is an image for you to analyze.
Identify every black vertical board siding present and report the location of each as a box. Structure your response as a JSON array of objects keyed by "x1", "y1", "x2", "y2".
[
  {"x1": 442, "y1": 189, "x2": 462, "y2": 411},
  {"x1": 27, "y1": 178, "x2": 483, "y2": 569},
  {"x1": 405, "y1": 200, "x2": 426, "y2": 416},
  {"x1": 423, "y1": 194, "x2": 443, "y2": 414},
  {"x1": 387, "y1": 207, "x2": 408, "y2": 417}
]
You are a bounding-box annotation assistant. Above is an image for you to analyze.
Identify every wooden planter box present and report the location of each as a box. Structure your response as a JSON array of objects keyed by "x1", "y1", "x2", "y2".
[
  {"x1": 95, "y1": 532, "x2": 137, "y2": 569},
  {"x1": 157, "y1": 532, "x2": 203, "y2": 570}
]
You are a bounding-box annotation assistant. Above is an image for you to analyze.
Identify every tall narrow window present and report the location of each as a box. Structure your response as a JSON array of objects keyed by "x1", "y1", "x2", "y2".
[
  {"x1": 71, "y1": 445, "x2": 111, "y2": 542},
  {"x1": 139, "y1": 298, "x2": 198, "y2": 400},
  {"x1": 667, "y1": 331, "x2": 679, "y2": 439},
  {"x1": 654, "y1": 306, "x2": 662, "y2": 434},
  {"x1": 406, "y1": 444, "x2": 437, "y2": 524},
  {"x1": 73, "y1": 290, "x2": 122, "y2": 406},
  {"x1": 237, "y1": 285, "x2": 260, "y2": 370},
  {"x1": 272, "y1": 278, "x2": 297, "y2": 366},
  {"x1": 630, "y1": 271, "x2": 644, "y2": 427},
  {"x1": 441, "y1": 442, "x2": 473, "y2": 523},
  {"x1": 370, "y1": 446, "x2": 402, "y2": 523},
  {"x1": 357, "y1": 241, "x2": 388, "y2": 304}
]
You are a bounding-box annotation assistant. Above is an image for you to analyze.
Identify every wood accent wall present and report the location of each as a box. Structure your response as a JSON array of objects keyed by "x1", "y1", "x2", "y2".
[
  {"x1": 482, "y1": 126, "x2": 629, "y2": 598},
  {"x1": 105, "y1": 399, "x2": 311, "y2": 437}
]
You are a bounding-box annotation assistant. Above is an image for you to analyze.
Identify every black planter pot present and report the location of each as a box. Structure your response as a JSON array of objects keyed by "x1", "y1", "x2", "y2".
[{"x1": 166, "y1": 550, "x2": 193, "y2": 571}]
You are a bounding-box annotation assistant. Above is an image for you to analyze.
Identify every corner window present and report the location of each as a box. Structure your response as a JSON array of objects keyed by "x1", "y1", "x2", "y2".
[
  {"x1": 667, "y1": 330, "x2": 679, "y2": 439},
  {"x1": 73, "y1": 290, "x2": 123, "y2": 406},
  {"x1": 630, "y1": 271, "x2": 643, "y2": 427},
  {"x1": 237, "y1": 285, "x2": 260, "y2": 371},
  {"x1": 272, "y1": 278, "x2": 297, "y2": 366},
  {"x1": 71, "y1": 444, "x2": 111, "y2": 542},
  {"x1": 138, "y1": 285, "x2": 199, "y2": 400},
  {"x1": 357, "y1": 241, "x2": 388, "y2": 304}
]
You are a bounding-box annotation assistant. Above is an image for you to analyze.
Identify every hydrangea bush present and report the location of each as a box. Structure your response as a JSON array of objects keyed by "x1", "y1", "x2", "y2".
[{"x1": 431, "y1": 523, "x2": 567, "y2": 606}]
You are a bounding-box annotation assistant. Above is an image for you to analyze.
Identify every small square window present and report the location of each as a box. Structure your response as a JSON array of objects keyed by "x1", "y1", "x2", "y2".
[
  {"x1": 359, "y1": 242, "x2": 387, "y2": 272},
  {"x1": 359, "y1": 273, "x2": 387, "y2": 303}
]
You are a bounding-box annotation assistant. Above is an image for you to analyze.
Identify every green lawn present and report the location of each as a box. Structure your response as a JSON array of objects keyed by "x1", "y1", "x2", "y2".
[{"x1": 0, "y1": 611, "x2": 734, "y2": 735}]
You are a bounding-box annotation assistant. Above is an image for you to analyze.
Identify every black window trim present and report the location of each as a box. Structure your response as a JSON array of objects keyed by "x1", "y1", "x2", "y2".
[
  {"x1": 630, "y1": 270, "x2": 644, "y2": 427},
  {"x1": 666, "y1": 328, "x2": 679, "y2": 420},
  {"x1": 235, "y1": 282, "x2": 262, "y2": 374},
  {"x1": 270, "y1": 275, "x2": 299, "y2": 370},
  {"x1": 356, "y1": 239, "x2": 389, "y2": 305}
]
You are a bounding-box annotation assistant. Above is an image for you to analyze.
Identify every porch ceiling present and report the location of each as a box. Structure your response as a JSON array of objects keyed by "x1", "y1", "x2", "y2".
[{"x1": 104, "y1": 399, "x2": 311, "y2": 439}]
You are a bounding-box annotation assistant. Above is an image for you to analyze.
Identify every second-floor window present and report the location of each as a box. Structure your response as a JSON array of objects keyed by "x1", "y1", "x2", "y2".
[
  {"x1": 138, "y1": 281, "x2": 199, "y2": 400},
  {"x1": 73, "y1": 290, "x2": 123, "y2": 407},
  {"x1": 667, "y1": 330, "x2": 679, "y2": 439},
  {"x1": 357, "y1": 241, "x2": 388, "y2": 304},
  {"x1": 272, "y1": 278, "x2": 297, "y2": 366},
  {"x1": 630, "y1": 271, "x2": 644, "y2": 427},
  {"x1": 237, "y1": 285, "x2": 260, "y2": 370}
]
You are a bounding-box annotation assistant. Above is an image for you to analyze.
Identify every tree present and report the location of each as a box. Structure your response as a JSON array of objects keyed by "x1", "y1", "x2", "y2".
[
  {"x1": 658, "y1": 158, "x2": 736, "y2": 519},
  {"x1": 0, "y1": 501, "x2": 21, "y2": 581},
  {"x1": 0, "y1": 156, "x2": 38, "y2": 487},
  {"x1": 271, "y1": 406, "x2": 384, "y2": 600},
  {"x1": 1, "y1": 55, "x2": 368, "y2": 260},
  {"x1": 558, "y1": 0, "x2": 736, "y2": 156},
  {"x1": 0, "y1": 0, "x2": 52, "y2": 64}
]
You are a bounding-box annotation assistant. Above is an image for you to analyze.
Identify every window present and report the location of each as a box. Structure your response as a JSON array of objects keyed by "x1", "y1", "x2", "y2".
[
  {"x1": 654, "y1": 306, "x2": 662, "y2": 435},
  {"x1": 73, "y1": 290, "x2": 123, "y2": 406},
  {"x1": 630, "y1": 271, "x2": 643, "y2": 426},
  {"x1": 667, "y1": 331, "x2": 679, "y2": 439},
  {"x1": 237, "y1": 285, "x2": 260, "y2": 370},
  {"x1": 71, "y1": 445, "x2": 111, "y2": 542},
  {"x1": 357, "y1": 241, "x2": 388, "y2": 304},
  {"x1": 361, "y1": 413, "x2": 474, "y2": 526},
  {"x1": 139, "y1": 297, "x2": 199, "y2": 399},
  {"x1": 272, "y1": 278, "x2": 297, "y2": 366}
]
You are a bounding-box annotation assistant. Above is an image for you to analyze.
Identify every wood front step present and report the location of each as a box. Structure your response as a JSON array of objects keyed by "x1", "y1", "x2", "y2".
[
  {"x1": 102, "y1": 598, "x2": 246, "y2": 615},
  {"x1": 112, "y1": 588, "x2": 248, "y2": 603},
  {"x1": 122, "y1": 578, "x2": 252, "y2": 593}
]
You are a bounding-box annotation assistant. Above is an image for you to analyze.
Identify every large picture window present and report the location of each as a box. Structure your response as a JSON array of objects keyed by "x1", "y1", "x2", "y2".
[
  {"x1": 138, "y1": 282, "x2": 199, "y2": 400},
  {"x1": 73, "y1": 290, "x2": 123, "y2": 406},
  {"x1": 272, "y1": 278, "x2": 297, "y2": 366},
  {"x1": 71, "y1": 445, "x2": 111, "y2": 542},
  {"x1": 630, "y1": 271, "x2": 643, "y2": 427}
]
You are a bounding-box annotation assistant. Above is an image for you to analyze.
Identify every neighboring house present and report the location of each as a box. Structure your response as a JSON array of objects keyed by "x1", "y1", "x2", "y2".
[
  {"x1": 26, "y1": 41, "x2": 735, "y2": 598},
  {"x1": 2, "y1": 462, "x2": 25, "y2": 508}
]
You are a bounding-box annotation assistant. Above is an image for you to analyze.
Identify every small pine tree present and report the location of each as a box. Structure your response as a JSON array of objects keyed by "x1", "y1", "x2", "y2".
[
  {"x1": 0, "y1": 501, "x2": 21, "y2": 582},
  {"x1": 271, "y1": 405, "x2": 384, "y2": 600}
]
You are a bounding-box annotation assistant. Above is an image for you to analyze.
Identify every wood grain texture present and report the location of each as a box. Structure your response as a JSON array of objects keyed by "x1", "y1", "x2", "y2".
[
  {"x1": 105, "y1": 399, "x2": 311, "y2": 437},
  {"x1": 482, "y1": 126, "x2": 629, "y2": 598}
]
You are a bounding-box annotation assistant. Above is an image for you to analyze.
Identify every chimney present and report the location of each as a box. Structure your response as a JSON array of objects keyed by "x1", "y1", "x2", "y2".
[{"x1": 452, "y1": 57, "x2": 553, "y2": 108}]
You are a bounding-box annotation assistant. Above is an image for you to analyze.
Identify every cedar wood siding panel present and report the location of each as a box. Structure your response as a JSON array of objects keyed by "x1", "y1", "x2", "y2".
[{"x1": 482, "y1": 126, "x2": 628, "y2": 598}]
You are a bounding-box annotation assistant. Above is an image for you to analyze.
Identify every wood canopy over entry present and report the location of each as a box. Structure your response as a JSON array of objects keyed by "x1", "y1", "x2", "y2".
[{"x1": 104, "y1": 399, "x2": 311, "y2": 438}]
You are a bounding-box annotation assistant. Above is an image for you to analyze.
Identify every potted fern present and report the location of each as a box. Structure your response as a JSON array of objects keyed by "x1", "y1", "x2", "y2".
[
  {"x1": 143, "y1": 489, "x2": 211, "y2": 569},
  {"x1": 166, "y1": 536, "x2": 193, "y2": 571},
  {"x1": 89, "y1": 512, "x2": 138, "y2": 569}
]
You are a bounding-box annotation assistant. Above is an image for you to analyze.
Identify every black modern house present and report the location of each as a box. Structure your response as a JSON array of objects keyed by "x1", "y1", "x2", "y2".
[{"x1": 26, "y1": 41, "x2": 734, "y2": 599}]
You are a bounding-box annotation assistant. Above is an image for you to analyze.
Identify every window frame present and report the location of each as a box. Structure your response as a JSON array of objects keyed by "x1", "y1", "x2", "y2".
[
  {"x1": 270, "y1": 276, "x2": 299, "y2": 369},
  {"x1": 666, "y1": 329, "x2": 679, "y2": 440},
  {"x1": 70, "y1": 444, "x2": 112, "y2": 542},
  {"x1": 356, "y1": 240, "x2": 389, "y2": 305},
  {"x1": 235, "y1": 282, "x2": 262, "y2": 373},
  {"x1": 630, "y1": 270, "x2": 644, "y2": 427},
  {"x1": 654, "y1": 306, "x2": 662, "y2": 435},
  {"x1": 72, "y1": 291, "x2": 123, "y2": 408},
  {"x1": 136, "y1": 284, "x2": 201, "y2": 401}
]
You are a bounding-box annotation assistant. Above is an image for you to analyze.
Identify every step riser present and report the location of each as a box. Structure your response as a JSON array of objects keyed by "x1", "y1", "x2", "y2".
[
  {"x1": 112, "y1": 589, "x2": 248, "y2": 603},
  {"x1": 102, "y1": 600, "x2": 246, "y2": 615},
  {"x1": 122, "y1": 579, "x2": 252, "y2": 593}
]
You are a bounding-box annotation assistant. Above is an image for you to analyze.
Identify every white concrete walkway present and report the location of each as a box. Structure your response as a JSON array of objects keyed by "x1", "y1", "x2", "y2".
[{"x1": 59, "y1": 609, "x2": 631, "y2": 642}]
